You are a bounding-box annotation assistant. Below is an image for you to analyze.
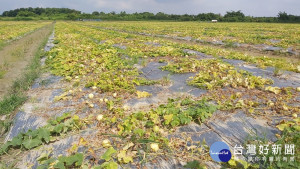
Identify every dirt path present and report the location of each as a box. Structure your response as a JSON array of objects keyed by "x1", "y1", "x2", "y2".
[{"x1": 0, "y1": 24, "x2": 53, "y2": 98}]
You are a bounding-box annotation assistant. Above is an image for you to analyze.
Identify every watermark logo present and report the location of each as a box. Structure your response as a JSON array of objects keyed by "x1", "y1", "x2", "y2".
[{"x1": 210, "y1": 141, "x2": 232, "y2": 162}]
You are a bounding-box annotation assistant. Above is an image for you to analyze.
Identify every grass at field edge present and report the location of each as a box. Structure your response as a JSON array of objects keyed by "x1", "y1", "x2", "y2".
[{"x1": 0, "y1": 23, "x2": 54, "y2": 116}]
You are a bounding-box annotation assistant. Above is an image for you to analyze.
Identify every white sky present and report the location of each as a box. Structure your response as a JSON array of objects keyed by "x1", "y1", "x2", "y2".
[{"x1": 0, "y1": 0, "x2": 299, "y2": 17}]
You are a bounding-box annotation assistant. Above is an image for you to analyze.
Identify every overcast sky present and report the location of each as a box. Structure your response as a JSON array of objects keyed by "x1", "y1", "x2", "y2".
[{"x1": 0, "y1": 0, "x2": 299, "y2": 17}]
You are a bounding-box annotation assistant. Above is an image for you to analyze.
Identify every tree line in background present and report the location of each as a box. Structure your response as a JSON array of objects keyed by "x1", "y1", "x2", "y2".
[{"x1": 1, "y1": 7, "x2": 300, "y2": 23}]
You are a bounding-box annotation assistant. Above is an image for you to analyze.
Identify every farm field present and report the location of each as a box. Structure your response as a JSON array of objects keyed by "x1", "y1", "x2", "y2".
[
  {"x1": 0, "y1": 21, "x2": 49, "y2": 48},
  {"x1": 85, "y1": 21, "x2": 300, "y2": 55},
  {"x1": 0, "y1": 21, "x2": 299, "y2": 169}
]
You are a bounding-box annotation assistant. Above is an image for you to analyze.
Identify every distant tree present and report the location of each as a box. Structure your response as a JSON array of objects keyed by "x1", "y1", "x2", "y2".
[
  {"x1": 67, "y1": 13, "x2": 78, "y2": 20},
  {"x1": 2, "y1": 10, "x2": 18, "y2": 17},
  {"x1": 168, "y1": 14, "x2": 180, "y2": 20},
  {"x1": 35, "y1": 7, "x2": 44, "y2": 15},
  {"x1": 278, "y1": 11, "x2": 289, "y2": 21},
  {"x1": 223, "y1": 10, "x2": 245, "y2": 22},
  {"x1": 224, "y1": 10, "x2": 245, "y2": 18},
  {"x1": 180, "y1": 14, "x2": 192, "y2": 21},
  {"x1": 92, "y1": 11, "x2": 100, "y2": 15},
  {"x1": 277, "y1": 11, "x2": 300, "y2": 22},
  {"x1": 2, "y1": 7, "x2": 81, "y2": 17},
  {"x1": 140, "y1": 12, "x2": 155, "y2": 19},
  {"x1": 1, "y1": 7, "x2": 300, "y2": 23},
  {"x1": 156, "y1": 12, "x2": 168, "y2": 20},
  {"x1": 80, "y1": 13, "x2": 93, "y2": 19},
  {"x1": 120, "y1": 11, "x2": 127, "y2": 16},
  {"x1": 99, "y1": 12, "x2": 105, "y2": 15},
  {"x1": 196, "y1": 13, "x2": 220, "y2": 21},
  {"x1": 17, "y1": 11, "x2": 36, "y2": 17}
]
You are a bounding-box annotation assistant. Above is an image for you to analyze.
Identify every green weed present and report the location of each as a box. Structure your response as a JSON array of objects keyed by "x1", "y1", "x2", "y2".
[
  {"x1": 0, "y1": 70, "x2": 6, "y2": 79},
  {"x1": 0, "y1": 94, "x2": 27, "y2": 115}
]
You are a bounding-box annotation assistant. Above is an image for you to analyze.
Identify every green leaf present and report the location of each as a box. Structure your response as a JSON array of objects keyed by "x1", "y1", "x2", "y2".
[
  {"x1": 184, "y1": 160, "x2": 205, "y2": 169},
  {"x1": 134, "y1": 112, "x2": 145, "y2": 120},
  {"x1": 0, "y1": 142, "x2": 11, "y2": 153},
  {"x1": 145, "y1": 121, "x2": 154, "y2": 128},
  {"x1": 228, "y1": 159, "x2": 237, "y2": 166},
  {"x1": 107, "y1": 100, "x2": 114, "y2": 110},
  {"x1": 38, "y1": 157, "x2": 56, "y2": 166},
  {"x1": 26, "y1": 129, "x2": 39, "y2": 139},
  {"x1": 179, "y1": 116, "x2": 191, "y2": 125},
  {"x1": 55, "y1": 112, "x2": 71, "y2": 123},
  {"x1": 181, "y1": 98, "x2": 193, "y2": 106},
  {"x1": 100, "y1": 161, "x2": 118, "y2": 169},
  {"x1": 11, "y1": 136, "x2": 23, "y2": 147},
  {"x1": 53, "y1": 161, "x2": 66, "y2": 169},
  {"x1": 123, "y1": 156, "x2": 133, "y2": 164},
  {"x1": 65, "y1": 153, "x2": 84, "y2": 167},
  {"x1": 101, "y1": 147, "x2": 117, "y2": 161},
  {"x1": 293, "y1": 125, "x2": 300, "y2": 131},
  {"x1": 170, "y1": 120, "x2": 180, "y2": 127},
  {"x1": 73, "y1": 115, "x2": 80, "y2": 125},
  {"x1": 133, "y1": 129, "x2": 145, "y2": 137},
  {"x1": 37, "y1": 128, "x2": 51, "y2": 143},
  {"x1": 276, "y1": 123, "x2": 290, "y2": 131},
  {"x1": 54, "y1": 124, "x2": 64, "y2": 133},
  {"x1": 117, "y1": 150, "x2": 133, "y2": 164},
  {"x1": 163, "y1": 114, "x2": 173, "y2": 125},
  {"x1": 22, "y1": 138, "x2": 42, "y2": 149}
]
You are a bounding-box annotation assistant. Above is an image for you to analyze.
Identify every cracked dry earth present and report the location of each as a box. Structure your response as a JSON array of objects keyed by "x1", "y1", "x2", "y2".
[{"x1": 1, "y1": 24, "x2": 300, "y2": 169}]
